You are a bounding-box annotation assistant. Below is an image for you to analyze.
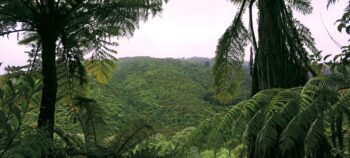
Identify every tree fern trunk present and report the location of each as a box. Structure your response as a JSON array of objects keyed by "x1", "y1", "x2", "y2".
[
  {"x1": 37, "y1": 4, "x2": 59, "y2": 148},
  {"x1": 38, "y1": 34, "x2": 57, "y2": 140},
  {"x1": 37, "y1": 11, "x2": 59, "y2": 152},
  {"x1": 252, "y1": 0, "x2": 308, "y2": 95}
]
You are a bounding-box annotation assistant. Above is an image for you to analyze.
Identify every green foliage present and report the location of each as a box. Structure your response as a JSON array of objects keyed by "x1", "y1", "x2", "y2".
[
  {"x1": 212, "y1": 0, "x2": 248, "y2": 104},
  {"x1": 85, "y1": 60, "x2": 117, "y2": 84},
  {"x1": 6, "y1": 130, "x2": 52, "y2": 158},
  {"x1": 128, "y1": 127, "x2": 238, "y2": 158},
  {"x1": 0, "y1": 74, "x2": 42, "y2": 157},
  {"x1": 0, "y1": 57, "x2": 251, "y2": 158},
  {"x1": 42, "y1": 57, "x2": 252, "y2": 157},
  {"x1": 214, "y1": 0, "x2": 317, "y2": 98},
  {"x1": 0, "y1": 0, "x2": 169, "y2": 149},
  {"x1": 323, "y1": 0, "x2": 350, "y2": 76},
  {"x1": 71, "y1": 96, "x2": 107, "y2": 149},
  {"x1": 0, "y1": 0, "x2": 169, "y2": 73},
  {"x1": 50, "y1": 118, "x2": 160, "y2": 157},
  {"x1": 91, "y1": 57, "x2": 251, "y2": 134},
  {"x1": 2, "y1": 1, "x2": 348, "y2": 158},
  {"x1": 130, "y1": 127, "x2": 195, "y2": 157},
  {"x1": 190, "y1": 74, "x2": 350, "y2": 158}
]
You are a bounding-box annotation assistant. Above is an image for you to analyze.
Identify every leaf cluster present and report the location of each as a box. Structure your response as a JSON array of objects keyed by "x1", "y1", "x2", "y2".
[{"x1": 189, "y1": 74, "x2": 350, "y2": 158}]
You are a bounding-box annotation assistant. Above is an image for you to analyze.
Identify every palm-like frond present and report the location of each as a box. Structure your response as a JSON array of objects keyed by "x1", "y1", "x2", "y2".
[
  {"x1": 215, "y1": 0, "x2": 317, "y2": 98},
  {"x1": 212, "y1": 0, "x2": 249, "y2": 104},
  {"x1": 189, "y1": 74, "x2": 350, "y2": 158},
  {"x1": 286, "y1": 0, "x2": 313, "y2": 14},
  {"x1": 85, "y1": 59, "x2": 117, "y2": 84},
  {"x1": 254, "y1": 89, "x2": 301, "y2": 157},
  {"x1": 293, "y1": 19, "x2": 318, "y2": 54},
  {"x1": 190, "y1": 89, "x2": 280, "y2": 149},
  {"x1": 279, "y1": 76, "x2": 348, "y2": 156},
  {"x1": 304, "y1": 116, "x2": 332, "y2": 158},
  {"x1": 101, "y1": 118, "x2": 158, "y2": 157},
  {"x1": 327, "y1": 0, "x2": 339, "y2": 8}
]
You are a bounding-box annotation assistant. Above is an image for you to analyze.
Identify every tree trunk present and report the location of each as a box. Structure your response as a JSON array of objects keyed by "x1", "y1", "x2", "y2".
[
  {"x1": 37, "y1": 32, "x2": 58, "y2": 141},
  {"x1": 252, "y1": 0, "x2": 308, "y2": 95}
]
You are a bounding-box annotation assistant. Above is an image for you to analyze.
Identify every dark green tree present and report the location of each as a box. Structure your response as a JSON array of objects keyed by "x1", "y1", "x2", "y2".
[
  {"x1": 212, "y1": 0, "x2": 318, "y2": 103},
  {"x1": 0, "y1": 0, "x2": 167, "y2": 143}
]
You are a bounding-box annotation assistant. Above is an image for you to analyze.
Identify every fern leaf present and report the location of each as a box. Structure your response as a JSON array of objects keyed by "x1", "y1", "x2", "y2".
[{"x1": 212, "y1": 1, "x2": 249, "y2": 104}]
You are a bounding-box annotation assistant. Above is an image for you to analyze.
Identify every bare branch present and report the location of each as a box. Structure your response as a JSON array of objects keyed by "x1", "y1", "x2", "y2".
[
  {"x1": 35, "y1": 0, "x2": 45, "y2": 14},
  {"x1": 0, "y1": 29, "x2": 35, "y2": 37},
  {"x1": 320, "y1": 13, "x2": 342, "y2": 49},
  {"x1": 249, "y1": 0, "x2": 258, "y2": 55}
]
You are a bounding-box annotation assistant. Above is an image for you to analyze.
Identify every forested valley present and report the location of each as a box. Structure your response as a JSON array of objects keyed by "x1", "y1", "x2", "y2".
[{"x1": 1, "y1": 0, "x2": 350, "y2": 158}]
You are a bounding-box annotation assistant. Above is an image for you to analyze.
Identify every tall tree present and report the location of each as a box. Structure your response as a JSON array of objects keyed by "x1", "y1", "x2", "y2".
[
  {"x1": 212, "y1": 0, "x2": 318, "y2": 103},
  {"x1": 0, "y1": 0, "x2": 167, "y2": 143}
]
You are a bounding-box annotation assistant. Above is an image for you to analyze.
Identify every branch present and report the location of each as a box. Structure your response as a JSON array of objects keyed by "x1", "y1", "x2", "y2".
[
  {"x1": 19, "y1": 0, "x2": 38, "y2": 16},
  {"x1": 48, "y1": 0, "x2": 55, "y2": 12},
  {"x1": 0, "y1": 29, "x2": 35, "y2": 37},
  {"x1": 237, "y1": 0, "x2": 248, "y2": 21},
  {"x1": 55, "y1": 0, "x2": 62, "y2": 11},
  {"x1": 249, "y1": 0, "x2": 258, "y2": 54},
  {"x1": 54, "y1": 126, "x2": 83, "y2": 148},
  {"x1": 60, "y1": 0, "x2": 85, "y2": 21},
  {"x1": 320, "y1": 13, "x2": 342, "y2": 49},
  {"x1": 29, "y1": 42, "x2": 41, "y2": 72},
  {"x1": 35, "y1": 0, "x2": 45, "y2": 14},
  {"x1": 0, "y1": 11, "x2": 37, "y2": 27}
]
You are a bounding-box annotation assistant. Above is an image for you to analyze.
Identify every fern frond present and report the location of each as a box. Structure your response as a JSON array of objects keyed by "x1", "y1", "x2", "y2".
[
  {"x1": 190, "y1": 89, "x2": 281, "y2": 149},
  {"x1": 255, "y1": 89, "x2": 301, "y2": 157},
  {"x1": 17, "y1": 33, "x2": 39, "y2": 45},
  {"x1": 103, "y1": 118, "x2": 158, "y2": 157},
  {"x1": 333, "y1": 89, "x2": 350, "y2": 117},
  {"x1": 85, "y1": 59, "x2": 117, "y2": 84},
  {"x1": 242, "y1": 110, "x2": 265, "y2": 157},
  {"x1": 327, "y1": 0, "x2": 339, "y2": 8},
  {"x1": 293, "y1": 19, "x2": 318, "y2": 54},
  {"x1": 304, "y1": 116, "x2": 331, "y2": 157},
  {"x1": 279, "y1": 75, "x2": 348, "y2": 156},
  {"x1": 286, "y1": 0, "x2": 313, "y2": 14},
  {"x1": 188, "y1": 74, "x2": 350, "y2": 157},
  {"x1": 212, "y1": 1, "x2": 249, "y2": 104}
]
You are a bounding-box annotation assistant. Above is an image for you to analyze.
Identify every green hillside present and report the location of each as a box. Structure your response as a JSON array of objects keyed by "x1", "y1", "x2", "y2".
[
  {"x1": 93, "y1": 57, "x2": 251, "y2": 134},
  {"x1": 0, "y1": 57, "x2": 253, "y2": 157}
]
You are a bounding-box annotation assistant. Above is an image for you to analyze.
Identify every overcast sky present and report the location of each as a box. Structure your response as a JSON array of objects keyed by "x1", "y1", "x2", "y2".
[{"x1": 0, "y1": 0, "x2": 349, "y2": 73}]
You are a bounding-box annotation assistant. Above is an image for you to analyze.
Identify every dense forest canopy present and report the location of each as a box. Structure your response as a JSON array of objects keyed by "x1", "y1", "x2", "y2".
[{"x1": 0, "y1": 0, "x2": 350, "y2": 158}]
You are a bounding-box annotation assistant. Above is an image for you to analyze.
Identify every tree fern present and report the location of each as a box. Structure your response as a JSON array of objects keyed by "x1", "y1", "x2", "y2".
[
  {"x1": 189, "y1": 74, "x2": 350, "y2": 158},
  {"x1": 0, "y1": 0, "x2": 169, "y2": 145},
  {"x1": 254, "y1": 89, "x2": 301, "y2": 157},
  {"x1": 214, "y1": 0, "x2": 317, "y2": 101},
  {"x1": 190, "y1": 89, "x2": 280, "y2": 149}
]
